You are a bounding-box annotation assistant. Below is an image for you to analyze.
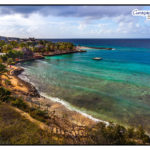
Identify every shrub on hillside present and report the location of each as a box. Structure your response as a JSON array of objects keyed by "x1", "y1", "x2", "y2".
[
  {"x1": 11, "y1": 98, "x2": 27, "y2": 110},
  {"x1": 0, "y1": 87, "x2": 11, "y2": 102},
  {"x1": 89, "y1": 122, "x2": 150, "y2": 145},
  {"x1": 29, "y1": 109, "x2": 48, "y2": 122},
  {"x1": 4, "y1": 79, "x2": 11, "y2": 86}
]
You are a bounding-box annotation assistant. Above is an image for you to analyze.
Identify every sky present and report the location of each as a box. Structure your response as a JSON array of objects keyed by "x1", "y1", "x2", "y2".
[{"x1": 0, "y1": 5, "x2": 150, "y2": 38}]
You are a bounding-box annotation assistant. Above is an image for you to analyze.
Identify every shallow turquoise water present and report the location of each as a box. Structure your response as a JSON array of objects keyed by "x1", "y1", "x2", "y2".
[{"x1": 19, "y1": 43, "x2": 150, "y2": 132}]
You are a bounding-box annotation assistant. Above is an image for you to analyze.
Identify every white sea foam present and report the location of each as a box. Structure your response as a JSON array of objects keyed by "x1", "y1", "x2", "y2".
[
  {"x1": 18, "y1": 73, "x2": 30, "y2": 83},
  {"x1": 40, "y1": 92, "x2": 109, "y2": 125},
  {"x1": 18, "y1": 68, "x2": 109, "y2": 126},
  {"x1": 19, "y1": 73, "x2": 38, "y2": 90}
]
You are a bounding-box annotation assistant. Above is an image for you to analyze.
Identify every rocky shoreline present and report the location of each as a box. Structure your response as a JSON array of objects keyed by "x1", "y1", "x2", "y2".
[
  {"x1": 15, "y1": 49, "x2": 86, "y2": 63},
  {"x1": 8, "y1": 65, "x2": 98, "y2": 127},
  {"x1": 11, "y1": 67, "x2": 40, "y2": 98}
]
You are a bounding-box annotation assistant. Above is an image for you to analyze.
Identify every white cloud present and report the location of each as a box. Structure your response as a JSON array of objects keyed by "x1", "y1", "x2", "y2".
[
  {"x1": 0, "y1": 9, "x2": 149, "y2": 38},
  {"x1": 78, "y1": 23, "x2": 87, "y2": 30}
]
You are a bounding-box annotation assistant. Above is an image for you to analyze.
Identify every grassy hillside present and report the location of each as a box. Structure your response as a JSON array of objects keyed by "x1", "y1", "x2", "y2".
[{"x1": 0, "y1": 103, "x2": 64, "y2": 145}]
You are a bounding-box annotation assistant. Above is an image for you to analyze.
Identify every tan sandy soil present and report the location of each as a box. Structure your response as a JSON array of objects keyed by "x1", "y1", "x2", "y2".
[{"x1": 1, "y1": 65, "x2": 28, "y2": 93}]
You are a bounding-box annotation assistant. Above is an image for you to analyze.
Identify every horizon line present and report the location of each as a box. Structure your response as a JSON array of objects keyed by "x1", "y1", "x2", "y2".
[{"x1": 1, "y1": 35, "x2": 150, "y2": 40}]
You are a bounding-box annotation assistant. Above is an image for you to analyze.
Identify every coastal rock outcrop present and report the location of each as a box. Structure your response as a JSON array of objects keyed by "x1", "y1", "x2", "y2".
[
  {"x1": 12, "y1": 67, "x2": 40, "y2": 98},
  {"x1": 11, "y1": 67, "x2": 24, "y2": 76}
]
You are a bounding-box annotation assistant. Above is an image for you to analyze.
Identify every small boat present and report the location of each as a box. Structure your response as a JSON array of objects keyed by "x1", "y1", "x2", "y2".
[{"x1": 92, "y1": 57, "x2": 103, "y2": 60}]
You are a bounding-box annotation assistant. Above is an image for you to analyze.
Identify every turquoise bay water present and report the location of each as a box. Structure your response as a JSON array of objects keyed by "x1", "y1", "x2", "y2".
[{"x1": 19, "y1": 39, "x2": 150, "y2": 132}]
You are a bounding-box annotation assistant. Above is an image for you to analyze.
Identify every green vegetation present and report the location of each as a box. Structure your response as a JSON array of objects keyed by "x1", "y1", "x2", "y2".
[
  {"x1": 0, "y1": 87, "x2": 11, "y2": 102},
  {"x1": 0, "y1": 86, "x2": 49, "y2": 123},
  {"x1": 11, "y1": 98, "x2": 27, "y2": 110},
  {"x1": 0, "y1": 38, "x2": 75, "y2": 64},
  {"x1": 0, "y1": 103, "x2": 62, "y2": 144},
  {"x1": 0, "y1": 83, "x2": 61, "y2": 144},
  {"x1": 54, "y1": 42, "x2": 74, "y2": 51},
  {"x1": 0, "y1": 63, "x2": 7, "y2": 76},
  {"x1": 89, "y1": 122, "x2": 150, "y2": 145},
  {"x1": 0, "y1": 82, "x2": 51, "y2": 127},
  {"x1": 29, "y1": 108, "x2": 49, "y2": 122},
  {"x1": 0, "y1": 40, "x2": 6, "y2": 49},
  {"x1": 0, "y1": 50, "x2": 23, "y2": 64},
  {"x1": 0, "y1": 86, "x2": 80, "y2": 144}
]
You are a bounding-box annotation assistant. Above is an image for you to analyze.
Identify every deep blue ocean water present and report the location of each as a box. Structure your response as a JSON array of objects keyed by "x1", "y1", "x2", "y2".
[{"x1": 19, "y1": 39, "x2": 150, "y2": 132}]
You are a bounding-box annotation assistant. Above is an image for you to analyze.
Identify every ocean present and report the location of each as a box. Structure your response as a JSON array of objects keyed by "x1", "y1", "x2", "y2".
[{"x1": 19, "y1": 39, "x2": 150, "y2": 132}]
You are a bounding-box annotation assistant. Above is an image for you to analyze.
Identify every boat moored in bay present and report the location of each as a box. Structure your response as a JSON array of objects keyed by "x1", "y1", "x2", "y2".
[{"x1": 92, "y1": 57, "x2": 103, "y2": 60}]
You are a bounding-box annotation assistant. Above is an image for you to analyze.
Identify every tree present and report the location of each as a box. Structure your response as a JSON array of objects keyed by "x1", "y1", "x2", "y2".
[
  {"x1": 50, "y1": 43, "x2": 55, "y2": 51},
  {"x1": 38, "y1": 40, "x2": 46, "y2": 45},
  {"x1": 6, "y1": 50, "x2": 23, "y2": 60},
  {"x1": 0, "y1": 87, "x2": 11, "y2": 102},
  {"x1": 11, "y1": 98, "x2": 27, "y2": 109},
  {"x1": 2, "y1": 45, "x2": 8, "y2": 53},
  {"x1": 0, "y1": 63, "x2": 7, "y2": 76},
  {"x1": 0, "y1": 55, "x2": 8, "y2": 63},
  {"x1": 0, "y1": 40, "x2": 5, "y2": 48},
  {"x1": 10, "y1": 41, "x2": 18, "y2": 48},
  {"x1": 20, "y1": 42, "x2": 28, "y2": 48},
  {"x1": 7, "y1": 58, "x2": 14, "y2": 65}
]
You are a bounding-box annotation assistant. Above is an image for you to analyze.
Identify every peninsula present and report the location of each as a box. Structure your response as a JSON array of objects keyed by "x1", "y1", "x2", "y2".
[{"x1": 0, "y1": 37, "x2": 86, "y2": 64}]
